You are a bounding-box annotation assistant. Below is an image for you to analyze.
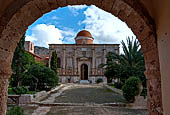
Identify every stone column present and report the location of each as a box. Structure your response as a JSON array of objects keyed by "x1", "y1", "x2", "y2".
[
  {"x1": 92, "y1": 48, "x2": 95, "y2": 75},
  {"x1": 103, "y1": 47, "x2": 107, "y2": 64},
  {"x1": 74, "y1": 47, "x2": 77, "y2": 75},
  {"x1": 103, "y1": 47, "x2": 106, "y2": 75},
  {"x1": 63, "y1": 48, "x2": 66, "y2": 74}
]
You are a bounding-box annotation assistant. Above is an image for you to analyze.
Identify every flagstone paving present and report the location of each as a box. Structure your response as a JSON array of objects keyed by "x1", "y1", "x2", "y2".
[
  {"x1": 54, "y1": 84, "x2": 126, "y2": 104},
  {"x1": 10, "y1": 84, "x2": 147, "y2": 115},
  {"x1": 47, "y1": 106, "x2": 147, "y2": 115}
]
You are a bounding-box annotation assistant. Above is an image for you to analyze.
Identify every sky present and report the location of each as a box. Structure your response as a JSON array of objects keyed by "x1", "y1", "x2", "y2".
[{"x1": 25, "y1": 5, "x2": 135, "y2": 52}]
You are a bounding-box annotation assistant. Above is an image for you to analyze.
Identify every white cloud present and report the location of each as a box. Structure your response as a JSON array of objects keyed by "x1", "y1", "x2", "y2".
[
  {"x1": 80, "y1": 5, "x2": 136, "y2": 52},
  {"x1": 68, "y1": 5, "x2": 87, "y2": 16},
  {"x1": 26, "y1": 24, "x2": 63, "y2": 48},
  {"x1": 60, "y1": 27, "x2": 77, "y2": 44}
]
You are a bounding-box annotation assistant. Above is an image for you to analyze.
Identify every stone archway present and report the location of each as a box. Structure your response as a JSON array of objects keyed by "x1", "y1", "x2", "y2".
[{"x1": 0, "y1": 0, "x2": 162, "y2": 114}]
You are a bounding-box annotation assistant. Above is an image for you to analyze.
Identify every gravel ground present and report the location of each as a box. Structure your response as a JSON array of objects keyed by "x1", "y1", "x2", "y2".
[
  {"x1": 47, "y1": 106, "x2": 147, "y2": 115},
  {"x1": 54, "y1": 84, "x2": 126, "y2": 104}
]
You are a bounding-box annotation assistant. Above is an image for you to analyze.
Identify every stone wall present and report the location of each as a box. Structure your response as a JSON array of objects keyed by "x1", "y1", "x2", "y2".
[{"x1": 34, "y1": 46, "x2": 49, "y2": 57}]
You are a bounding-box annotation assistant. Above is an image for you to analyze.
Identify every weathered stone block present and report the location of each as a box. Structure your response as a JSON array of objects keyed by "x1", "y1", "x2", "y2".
[
  {"x1": 47, "y1": 0, "x2": 59, "y2": 9},
  {"x1": 101, "y1": 0, "x2": 115, "y2": 12},
  {"x1": 110, "y1": 0, "x2": 124, "y2": 16},
  {"x1": 140, "y1": 34, "x2": 157, "y2": 53},
  {"x1": 57, "y1": 0, "x2": 67, "y2": 7},
  {"x1": 34, "y1": 0, "x2": 52, "y2": 14},
  {"x1": 67, "y1": 0, "x2": 77, "y2": 5}
]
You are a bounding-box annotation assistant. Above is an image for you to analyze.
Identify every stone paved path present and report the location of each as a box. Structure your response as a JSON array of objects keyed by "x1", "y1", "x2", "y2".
[
  {"x1": 54, "y1": 84, "x2": 126, "y2": 104},
  {"x1": 47, "y1": 106, "x2": 147, "y2": 115},
  {"x1": 24, "y1": 84, "x2": 147, "y2": 115}
]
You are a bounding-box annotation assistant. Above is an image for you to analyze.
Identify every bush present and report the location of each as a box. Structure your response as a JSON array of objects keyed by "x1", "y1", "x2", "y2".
[
  {"x1": 113, "y1": 82, "x2": 124, "y2": 89},
  {"x1": 140, "y1": 87, "x2": 147, "y2": 99},
  {"x1": 12, "y1": 86, "x2": 29, "y2": 95},
  {"x1": 96, "y1": 78, "x2": 103, "y2": 83},
  {"x1": 7, "y1": 106, "x2": 24, "y2": 115},
  {"x1": 8, "y1": 88, "x2": 15, "y2": 94},
  {"x1": 122, "y1": 77, "x2": 140, "y2": 103},
  {"x1": 23, "y1": 63, "x2": 58, "y2": 91}
]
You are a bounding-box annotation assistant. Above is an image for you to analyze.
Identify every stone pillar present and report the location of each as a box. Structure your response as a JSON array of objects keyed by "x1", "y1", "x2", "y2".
[
  {"x1": 0, "y1": 74, "x2": 10, "y2": 115},
  {"x1": 92, "y1": 48, "x2": 95, "y2": 75},
  {"x1": 74, "y1": 47, "x2": 77, "y2": 75},
  {"x1": 145, "y1": 70, "x2": 163, "y2": 115},
  {"x1": 142, "y1": 47, "x2": 163, "y2": 115},
  {"x1": 103, "y1": 48, "x2": 107, "y2": 64},
  {"x1": 63, "y1": 46, "x2": 66, "y2": 75},
  {"x1": 102, "y1": 48, "x2": 106, "y2": 75}
]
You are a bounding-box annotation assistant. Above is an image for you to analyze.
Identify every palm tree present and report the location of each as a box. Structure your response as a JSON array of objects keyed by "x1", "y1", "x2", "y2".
[
  {"x1": 103, "y1": 37, "x2": 146, "y2": 87},
  {"x1": 109, "y1": 37, "x2": 144, "y2": 68}
]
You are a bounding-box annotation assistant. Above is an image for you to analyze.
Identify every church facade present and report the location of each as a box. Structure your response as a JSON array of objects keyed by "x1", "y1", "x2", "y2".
[{"x1": 49, "y1": 30, "x2": 119, "y2": 83}]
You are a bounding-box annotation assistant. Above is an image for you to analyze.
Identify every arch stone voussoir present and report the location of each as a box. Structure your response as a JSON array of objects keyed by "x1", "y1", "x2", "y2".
[
  {"x1": 34, "y1": 0, "x2": 52, "y2": 14},
  {"x1": 57, "y1": 0, "x2": 67, "y2": 7},
  {"x1": 110, "y1": 0, "x2": 124, "y2": 16},
  {"x1": 140, "y1": 34, "x2": 157, "y2": 53},
  {"x1": 47, "y1": 0, "x2": 59, "y2": 9},
  {"x1": 67, "y1": 0, "x2": 78, "y2": 5},
  {"x1": 101, "y1": 0, "x2": 115, "y2": 12}
]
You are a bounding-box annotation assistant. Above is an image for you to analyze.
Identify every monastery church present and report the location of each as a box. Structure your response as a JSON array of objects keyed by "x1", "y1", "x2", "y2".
[
  {"x1": 25, "y1": 30, "x2": 120, "y2": 84},
  {"x1": 49, "y1": 30, "x2": 119, "y2": 83}
]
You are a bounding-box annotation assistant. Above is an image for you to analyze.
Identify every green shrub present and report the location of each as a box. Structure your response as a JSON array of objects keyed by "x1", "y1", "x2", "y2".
[
  {"x1": 12, "y1": 86, "x2": 29, "y2": 95},
  {"x1": 8, "y1": 88, "x2": 15, "y2": 94},
  {"x1": 122, "y1": 77, "x2": 140, "y2": 103},
  {"x1": 140, "y1": 87, "x2": 147, "y2": 99},
  {"x1": 96, "y1": 78, "x2": 103, "y2": 83},
  {"x1": 113, "y1": 82, "x2": 124, "y2": 89},
  {"x1": 7, "y1": 106, "x2": 24, "y2": 115},
  {"x1": 23, "y1": 63, "x2": 58, "y2": 91}
]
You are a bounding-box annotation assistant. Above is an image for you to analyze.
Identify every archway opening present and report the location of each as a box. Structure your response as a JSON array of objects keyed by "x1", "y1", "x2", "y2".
[
  {"x1": 81, "y1": 64, "x2": 88, "y2": 80},
  {"x1": 0, "y1": 0, "x2": 163, "y2": 115}
]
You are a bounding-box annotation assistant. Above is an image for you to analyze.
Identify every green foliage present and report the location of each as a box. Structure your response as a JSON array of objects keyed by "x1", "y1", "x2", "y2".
[
  {"x1": 8, "y1": 88, "x2": 15, "y2": 95},
  {"x1": 140, "y1": 87, "x2": 147, "y2": 99},
  {"x1": 102, "y1": 37, "x2": 146, "y2": 92},
  {"x1": 10, "y1": 34, "x2": 35, "y2": 87},
  {"x1": 11, "y1": 86, "x2": 29, "y2": 95},
  {"x1": 23, "y1": 63, "x2": 58, "y2": 91},
  {"x1": 7, "y1": 106, "x2": 24, "y2": 115},
  {"x1": 50, "y1": 51, "x2": 58, "y2": 73},
  {"x1": 122, "y1": 77, "x2": 140, "y2": 103},
  {"x1": 96, "y1": 78, "x2": 103, "y2": 83}
]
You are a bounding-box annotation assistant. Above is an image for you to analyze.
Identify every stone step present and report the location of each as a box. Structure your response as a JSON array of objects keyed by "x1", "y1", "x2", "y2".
[{"x1": 31, "y1": 102, "x2": 127, "y2": 107}]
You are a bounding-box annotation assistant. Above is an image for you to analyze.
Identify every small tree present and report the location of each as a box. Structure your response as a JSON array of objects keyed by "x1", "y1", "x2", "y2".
[
  {"x1": 122, "y1": 77, "x2": 140, "y2": 103},
  {"x1": 10, "y1": 34, "x2": 35, "y2": 87},
  {"x1": 50, "y1": 51, "x2": 58, "y2": 73}
]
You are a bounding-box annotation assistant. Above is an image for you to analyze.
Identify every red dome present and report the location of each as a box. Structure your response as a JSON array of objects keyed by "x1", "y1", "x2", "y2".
[{"x1": 76, "y1": 30, "x2": 92, "y2": 38}]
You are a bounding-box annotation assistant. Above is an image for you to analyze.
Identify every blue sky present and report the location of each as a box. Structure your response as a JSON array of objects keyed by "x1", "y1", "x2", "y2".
[{"x1": 26, "y1": 5, "x2": 135, "y2": 50}]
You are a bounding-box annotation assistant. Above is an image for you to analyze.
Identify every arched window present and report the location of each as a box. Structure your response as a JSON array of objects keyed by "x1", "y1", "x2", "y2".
[{"x1": 57, "y1": 58, "x2": 61, "y2": 68}]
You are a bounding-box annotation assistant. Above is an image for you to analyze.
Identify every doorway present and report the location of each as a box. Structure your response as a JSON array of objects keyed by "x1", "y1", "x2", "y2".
[{"x1": 81, "y1": 64, "x2": 88, "y2": 80}]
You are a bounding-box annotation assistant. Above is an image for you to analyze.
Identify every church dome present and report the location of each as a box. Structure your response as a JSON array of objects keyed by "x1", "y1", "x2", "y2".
[
  {"x1": 76, "y1": 30, "x2": 93, "y2": 38},
  {"x1": 75, "y1": 30, "x2": 94, "y2": 44}
]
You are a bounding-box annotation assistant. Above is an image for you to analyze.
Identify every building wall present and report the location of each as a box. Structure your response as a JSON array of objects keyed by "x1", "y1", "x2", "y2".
[
  {"x1": 49, "y1": 44, "x2": 119, "y2": 83},
  {"x1": 24, "y1": 41, "x2": 34, "y2": 53}
]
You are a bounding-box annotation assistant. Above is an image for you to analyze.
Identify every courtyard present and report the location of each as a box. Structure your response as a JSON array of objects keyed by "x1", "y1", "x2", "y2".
[{"x1": 20, "y1": 84, "x2": 147, "y2": 115}]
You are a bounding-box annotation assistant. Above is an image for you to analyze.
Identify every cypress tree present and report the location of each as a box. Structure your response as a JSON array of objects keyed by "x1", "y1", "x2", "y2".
[{"x1": 50, "y1": 51, "x2": 58, "y2": 74}]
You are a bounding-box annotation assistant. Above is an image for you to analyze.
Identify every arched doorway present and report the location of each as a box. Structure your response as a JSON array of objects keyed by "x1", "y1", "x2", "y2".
[
  {"x1": 0, "y1": 0, "x2": 164, "y2": 114},
  {"x1": 81, "y1": 64, "x2": 88, "y2": 80}
]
